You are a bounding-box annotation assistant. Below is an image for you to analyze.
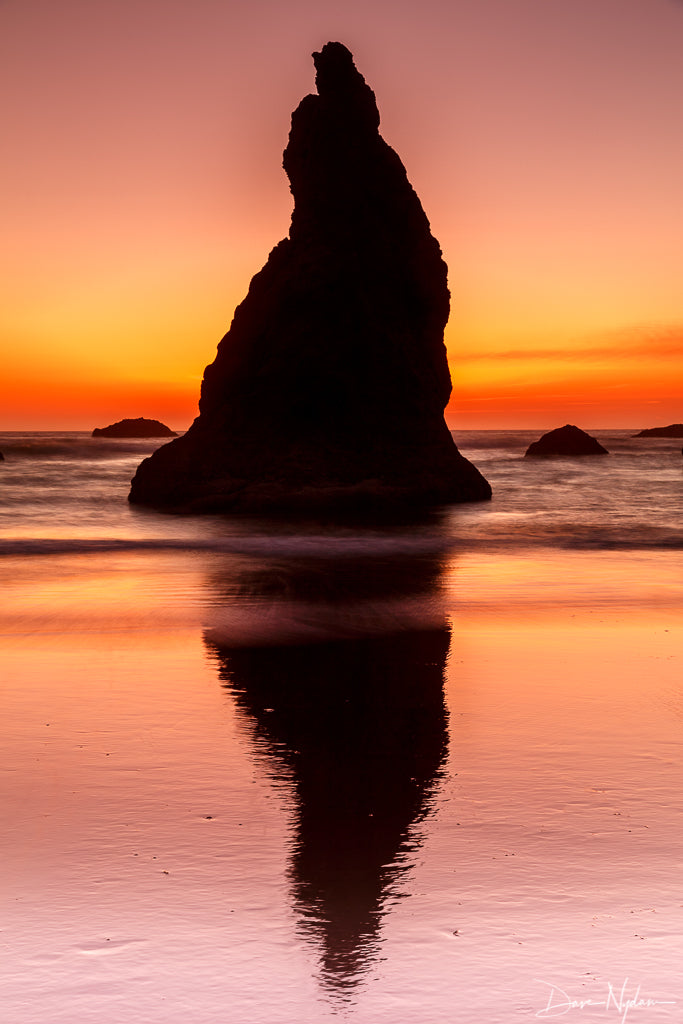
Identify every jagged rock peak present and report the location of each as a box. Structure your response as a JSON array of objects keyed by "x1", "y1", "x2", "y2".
[
  {"x1": 311, "y1": 42, "x2": 380, "y2": 126},
  {"x1": 283, "y1": 44, "x2": 402, "y2": 242}
]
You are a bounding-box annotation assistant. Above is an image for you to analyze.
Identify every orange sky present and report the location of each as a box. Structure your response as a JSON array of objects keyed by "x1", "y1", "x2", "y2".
[{"x1": 2, "y1": 0, "x2": 682, "y2": 430}]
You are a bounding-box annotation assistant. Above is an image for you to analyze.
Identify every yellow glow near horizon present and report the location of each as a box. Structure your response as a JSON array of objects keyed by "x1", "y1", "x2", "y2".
[{"x1": 2, "y1": 0, "x2": 682, "y2": 430}]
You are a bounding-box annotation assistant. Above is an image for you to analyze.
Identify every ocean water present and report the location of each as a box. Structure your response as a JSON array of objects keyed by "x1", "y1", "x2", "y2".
[
  {"x1": 1, "y1": 428, "x2": 681, "y2": 555},
  {"x1": 1, "y1": 429, "x2": 682, "y2": 1022}
]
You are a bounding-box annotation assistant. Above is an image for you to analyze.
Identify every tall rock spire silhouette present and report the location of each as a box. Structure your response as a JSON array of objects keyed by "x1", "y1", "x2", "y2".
[{"x1": 129, "y1": 42, "x2": 491, "y2": 511}]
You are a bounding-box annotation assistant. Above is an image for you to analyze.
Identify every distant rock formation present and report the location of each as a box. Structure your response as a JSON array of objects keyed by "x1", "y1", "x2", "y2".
[
  {"x1": 129, "y1": 42, "x2": 490, "y2": 513},
  {"x1": 525, "y1": 424, "x2": 609, "y2": 458},
  {"x1": 633, "y1": 423, "x2": 683, "y2": 438},
  {"x1": 93, "y1": 417, "x2": 177, "y2": 438}
]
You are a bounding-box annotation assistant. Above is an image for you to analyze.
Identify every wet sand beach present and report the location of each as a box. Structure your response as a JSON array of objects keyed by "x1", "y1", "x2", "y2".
[
  {"x1": 1, "y1": 429, "x2": 682, "y2": 1020},
  {"x1": 2, "y1": 535, "x2": 681, "y2": 1022}
]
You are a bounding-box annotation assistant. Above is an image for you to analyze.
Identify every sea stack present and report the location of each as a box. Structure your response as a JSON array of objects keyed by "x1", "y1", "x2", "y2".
[
  {"x1": 129, "y1": 42, "x2": 491, "y2": 512},
  {"x1": 93, "y1": 418, "x2": 177, "y2": 438},
  {"x1": 525, "y1": 424, "x2": 609, "y2": 458},
  {"x1": 633, "y1": 424, "x2": 683, "y2": 438}
]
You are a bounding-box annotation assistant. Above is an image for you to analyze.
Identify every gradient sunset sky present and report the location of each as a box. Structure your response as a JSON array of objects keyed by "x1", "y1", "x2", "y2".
[{"x1": 2, "y1": 0, "x2": 682, "y2": 430}]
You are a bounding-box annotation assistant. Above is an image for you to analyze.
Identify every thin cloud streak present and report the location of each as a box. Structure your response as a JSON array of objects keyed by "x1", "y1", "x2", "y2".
[{"x1": 457, "y1": 327, "x2": 683, "y2": 363}]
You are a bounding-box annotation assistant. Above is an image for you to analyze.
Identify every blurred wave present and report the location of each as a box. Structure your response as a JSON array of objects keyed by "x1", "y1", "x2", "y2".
[{"x1": 1, "y1": 430, "x2": 681, "y2": 554}]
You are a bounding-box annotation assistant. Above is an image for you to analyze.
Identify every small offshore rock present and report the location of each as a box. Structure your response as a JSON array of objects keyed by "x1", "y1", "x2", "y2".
[
  {"x1": 93, "y1": 417, "x2": 177, "y2": 438},
  {"x1": 633, "y1": 423, "x2": 683, "y2": 438},
  {"x1": 524, "y1": 424, "x2": 609, "y2": 458}
]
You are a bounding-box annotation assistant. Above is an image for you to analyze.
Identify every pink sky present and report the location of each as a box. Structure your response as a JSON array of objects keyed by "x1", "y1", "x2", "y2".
[{"x1": 1, "y1": 0, "x2": 682, "y2": 429}]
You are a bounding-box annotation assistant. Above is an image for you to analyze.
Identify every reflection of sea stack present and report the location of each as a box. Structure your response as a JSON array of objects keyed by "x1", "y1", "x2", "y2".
[
  {"x1": 129, "y1": 42, "x2": 490, "y2": 512},
  {"x1": 525, "y1": 424, "x2": 608, "y2": 458},
  {"x1": 211, "y1": 628, "x2": 449, "y2": 991},
  {"x1": 205, "y1": 547, "x2": 450, "y2": 991}
]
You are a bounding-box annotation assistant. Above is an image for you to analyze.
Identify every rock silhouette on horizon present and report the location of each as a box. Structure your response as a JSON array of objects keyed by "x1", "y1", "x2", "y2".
[
  {"x1": 525, "y1": 424, "x2": 609, "y2": 458},
  {"x1": 93, "y1": 418, "x2": 177, "y2": 438},
  {"x1": 129, "y1": 42, "x2": 490, "y2": 513},
  {"x1": 633, "y1": 423, "x2": 683, "y2": 438}
]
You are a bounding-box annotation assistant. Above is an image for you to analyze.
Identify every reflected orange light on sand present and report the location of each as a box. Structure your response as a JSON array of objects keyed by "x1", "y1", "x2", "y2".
[
  {"x1": 1, "y1": 559, "x2": 205, "y2": 635},
  {"x1": 3, "y1": 548, "x2": 682, "y2": 1018}
]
